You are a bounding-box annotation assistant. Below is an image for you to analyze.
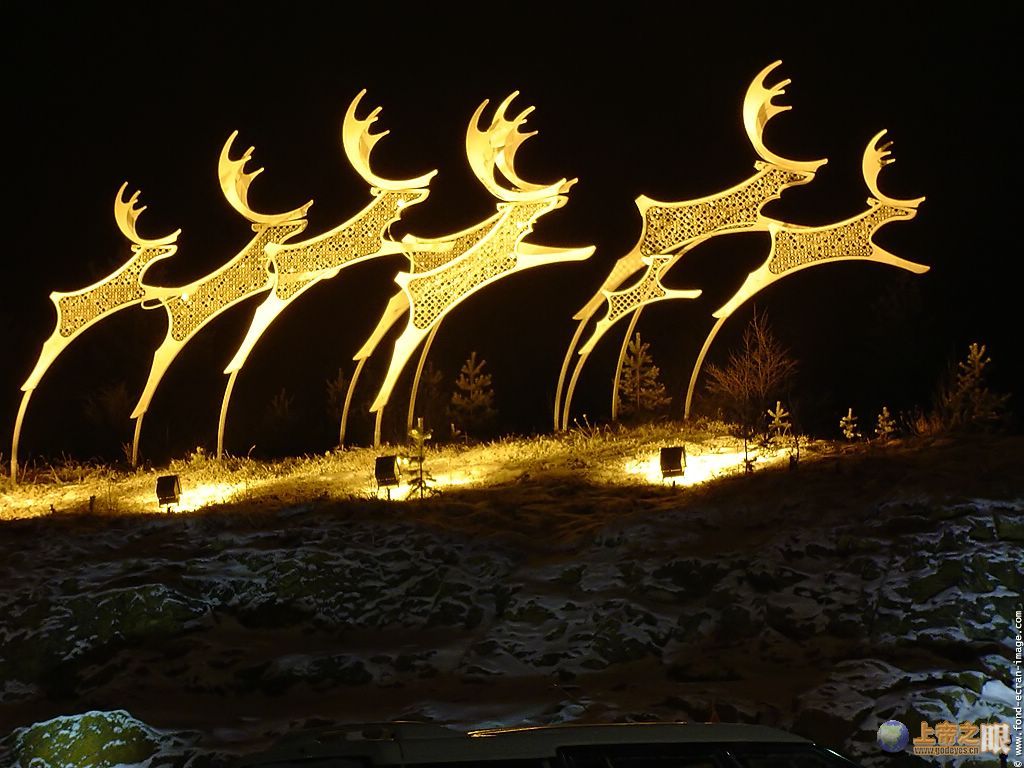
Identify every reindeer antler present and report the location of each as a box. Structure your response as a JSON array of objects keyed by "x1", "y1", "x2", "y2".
[
  {"x1": 114, "y1": 183, "x2": 180, "y2": 246},
  {"x1": 466, "y1": 92, "x2": 575, "y2": 202},
  {"x1": 862, "y1": 129, "x2": 925, "y2": 208},
  {"x1": 488, "y1": 93, "x2": 547, "y2": 193},
  {"x1": 342, "y1": 90, "x2": 438, "y2": 191},
  {"x1": 743, "y1": 60, "x2": 826, "y2": 173},
  {"x1": 218, "y1": 131, "x2": 313, "y2": 225}
]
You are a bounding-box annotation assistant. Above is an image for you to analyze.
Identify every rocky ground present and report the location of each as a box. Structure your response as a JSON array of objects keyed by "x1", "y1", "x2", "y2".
[{"x1": 1, "y1": 432, "x2": 1022, "y2": 767}]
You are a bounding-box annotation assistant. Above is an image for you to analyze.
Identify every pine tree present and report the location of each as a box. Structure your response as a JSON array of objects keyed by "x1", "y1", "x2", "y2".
[
  {"x1": 405, "y1": 417, "x2": 435, "y2": 499},
  {"x1": 418, "y1": 361, "x2": 446, "y2": 434},
  {"x1": 618, "y1": 332, "x2": 671, "y2": 418},
  {"x1": 449, "y1": 351, "x2": 496, "y2": 436},
  {"x1": 875, "y1": 406, "x2": 896, "y2": 441},
  {"x1": 840, "y1": 407, "x2": 861, "y2": 441},
  {"x1": 939, "y1": 342, "x2": 1008, "y2": 429},
  {"x1": 325, "y1": 367, "x2": 349, "y2": 426},
  {"x1": 260, "y1": 387, "x2": 297, "y2": 455},
  {"x1": 83, "y1": 381, "x2": 133, "y2": 458},
  {"x1": 767, "y1": 401, "x2": 791, "y2": 437}
]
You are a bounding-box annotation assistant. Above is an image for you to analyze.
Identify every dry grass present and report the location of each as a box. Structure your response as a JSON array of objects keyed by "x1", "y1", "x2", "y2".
[{"x1": 3, "y1": 423, "x2": 1020, "y2": 530}]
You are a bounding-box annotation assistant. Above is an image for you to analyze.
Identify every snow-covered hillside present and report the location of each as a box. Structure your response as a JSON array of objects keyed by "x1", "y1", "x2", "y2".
[{"x1": 1, "y1": 429, "x2": 1021, "y2": 767}]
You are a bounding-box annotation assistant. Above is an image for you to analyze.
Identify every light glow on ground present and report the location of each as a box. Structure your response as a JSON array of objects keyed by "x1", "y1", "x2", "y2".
[
  {"x1": 624, "y1": 447, "x2": 790, "y2": 486},
  {"x1": 2, "y1": 427, "x2": 817, "y2": 519},
  {"x1": 135, "y1": 481, "x2": 243, "y2": 513},
  {"x1": 366, "y1": 470, "x2": 476, "y2": 501}
]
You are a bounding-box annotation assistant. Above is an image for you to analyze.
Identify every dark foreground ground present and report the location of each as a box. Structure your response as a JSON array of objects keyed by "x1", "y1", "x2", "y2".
[{"x1": 1, "y1": 435, "x2": 1022, "y2": 767}]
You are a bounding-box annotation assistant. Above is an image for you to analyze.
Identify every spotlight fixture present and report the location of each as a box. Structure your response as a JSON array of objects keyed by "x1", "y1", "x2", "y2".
[
  {"x1": 660, "y1": 446, "x2": 686, "y2": 482},
  {"x1": 156, "y1": 474, "x2": 181, "y2": 510},
  {"x1": 374, "y1": 455, "x2": 401, "y2": 500}
]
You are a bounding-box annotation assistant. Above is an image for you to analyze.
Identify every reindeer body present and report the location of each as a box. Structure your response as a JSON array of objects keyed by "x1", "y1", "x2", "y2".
[
  {"x1": 216, "y1": 92, "x2": 439, "y2": 456},
  {"x1": 557, "y1": 60, "x2": 827, "y2": 429},
  {"x1": 683, "y1": 129, "x2": 928, "y2": 417}
]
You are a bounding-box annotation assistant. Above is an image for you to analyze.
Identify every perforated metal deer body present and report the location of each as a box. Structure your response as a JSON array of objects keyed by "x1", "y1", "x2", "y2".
[
  {"x1": 11, "y1": 67, "x2": 929, "y2": 476},
  {"x1": 341, "y1": 92, "x2": 594, "y2": 447},
  {"x1": 683, "y1": 130, "x2": 928, "y2": 417},
  {"x1": 126, "y1": 133, "x2": 313, "y2": 465},
  {"x1": 11, "y1": 187, "x2": 181, "y2": 479},
  {"x1": 556, "y1": 61, "x2": 828, "y2": 430},
  {"x1": 215, "y1": 90, "x2": 437, "y2": 458}
]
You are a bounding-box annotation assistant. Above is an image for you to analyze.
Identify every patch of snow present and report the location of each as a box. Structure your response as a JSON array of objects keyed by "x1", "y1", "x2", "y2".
[{"x1": 980, "y1": 679, "x2": 1017, "y2": 708}]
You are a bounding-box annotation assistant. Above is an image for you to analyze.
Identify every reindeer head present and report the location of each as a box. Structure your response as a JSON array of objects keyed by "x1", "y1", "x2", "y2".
[
  {"x1": 114, "y1": 183, "x2": 181, "y2": 250},
  {"x1": 744, "y1": 60, "x2": 827, "y2": 184},
  {"x1": 862, "y1": 129, "x2": 925, "y2": 217},
  {"x1": 342, "y1": 90, "x2": 438, "y2": 192},
  {"x1": 466, "y1": 92, "x2": 576, "y2": 203},
  {"x1": 218, "y1": 132, "x2": 313, "y2": 227}
]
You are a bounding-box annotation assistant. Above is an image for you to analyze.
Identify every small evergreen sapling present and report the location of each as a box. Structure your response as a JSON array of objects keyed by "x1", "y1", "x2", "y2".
[
  {"x1": 767, "y1": 400, "x2": 799, "y2": 468},
  {"x1": 618, "y1": 333, "x2": 671, "y2": 418},
  {"x1": 875, "y1": 406, "x2": 896, "y2": 441},
  {"x1": 325, "y1": 367, "x2": 349, "y2": 426},
  {"x1": 418, "y1": 361, "x2": 446, "y2": 434},
  {"x1": 260, "y1": 387, "x2": 298, "y2": 455},
  {"x1": 83, "y1": 381, "x2": 134, "y2": 458},
  {"x1": 405, "y1": 417, "x2": 436, "y2": 499},
  {"x1": 840, "y1": 408, "x2": 861, "y2": 441},
  {"x1": 940, "y1": 342, "x2": 1009, "y2": 429},
  {"x1": 767, "y1": 400, "x2": 791, "y2": 440},
  {"x1": 449, "y1": 351, "x2": 496, "y2": 437}
]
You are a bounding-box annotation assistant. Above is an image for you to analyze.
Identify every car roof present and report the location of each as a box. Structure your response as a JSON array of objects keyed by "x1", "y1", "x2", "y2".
[{"x1": 239, "y1": 721, "x2": 811, "y2": 766}]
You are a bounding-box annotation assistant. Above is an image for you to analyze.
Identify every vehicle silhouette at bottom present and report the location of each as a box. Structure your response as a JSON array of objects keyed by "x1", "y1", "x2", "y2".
[{"x1": 236, "y1": 721, "x2": 864, "y2": 768}]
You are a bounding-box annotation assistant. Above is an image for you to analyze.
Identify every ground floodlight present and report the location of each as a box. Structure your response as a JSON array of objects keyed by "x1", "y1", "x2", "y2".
[
  {"x1": 374, "y1": 455, "x2": 401, "y2": 499},
  {"x1": 156, "y1": 474, "x2": 181, "y2": 508},
  {"x1": 660, "y1": 446, "x2": 686, "y2": 480}
]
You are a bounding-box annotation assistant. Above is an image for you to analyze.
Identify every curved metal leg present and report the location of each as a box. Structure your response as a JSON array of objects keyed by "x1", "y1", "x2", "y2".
[
  {"x1": 610, "y1": 307, "x2": 643, "y2": 422},
  {"x1": 373, "y1": 406, "x2": 384, "y2": 449},
  {"x1": 217, "y1": 370, "x2": 239, "y2": 460},
  {"x1": 407, "y1": 325, "x2": 440, "y2": 435},
  {"x1": 131, "y1": 413, "x2": 145, "y2": 467},
  {"x1": 339, "y1": 357, "x2": 367, "y2": 448},
  {"x1": 561, "y1": 346, "x2": 594, "y2": 431},
  {"x1": 10, "y1": 389, "x2": 33, "y2": 483},
  {"x1": 554, "y1": 319, "x2": 587, "y2": 432},
  {"x1": 684, "y1": 315, "x2": 727, "y2": 419}
]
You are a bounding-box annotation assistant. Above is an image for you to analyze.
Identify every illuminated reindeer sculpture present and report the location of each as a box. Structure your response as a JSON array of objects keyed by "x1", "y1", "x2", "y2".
[
  {"x1": 555, "y1": 61, "x2": 827, "y2": 430},
  {"x1": 11, "y1": 188, "x2": 181, "y2": 479},
  {"x1": 683, "y1": 129, "x2": 928, "y2": 416},
  {"x1": 127, "y1": 135, "x2": 313, "y2": 465},
  {"x1": 215, "y1": 90, "x2": 436, "y2": 458},
  {"x1": 12, "y1": 68, "x2": 928, "y2": 473},
  {"x1": 341, "y1": 92, "x2": 594, "y2": 446}
]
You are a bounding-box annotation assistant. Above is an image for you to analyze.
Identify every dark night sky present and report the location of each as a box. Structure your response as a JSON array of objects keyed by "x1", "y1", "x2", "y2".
[{"x1": 3, "y1": 5, "x2": 1019, "y2": 461}]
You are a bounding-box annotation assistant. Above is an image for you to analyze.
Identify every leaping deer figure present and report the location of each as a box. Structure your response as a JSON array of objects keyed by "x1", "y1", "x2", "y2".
[
  {"x1": 342, "y1": 92, "x2": 594, "y2": 446},
  {"x1": 215, "y1": 90, "x2": 437, "y2": 458},
  {"x1": 684, "y1": 129, "x2": 928, "y2": 417},
  {"x1": 556, "y1": 60, "x2": 827, "y2": 430},
  {"x1": 11, "y1": 186, "x2": 180, "y2": 481},
  {"x1": 129, "y1": 134, "x2": 312, "y2": 465}
]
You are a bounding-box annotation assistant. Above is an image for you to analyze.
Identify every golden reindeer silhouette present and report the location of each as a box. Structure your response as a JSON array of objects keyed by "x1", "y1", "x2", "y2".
[
  {"x1": 556, "y1": 61, "x2": 827, "y2": 430},
  {"x1": 341, "y1": 92, "x2": 594, "y2": 446},
  {"x1": 215, "y1": 90, "x2": 437, "y2": 458},
  {"x1": 11, "y1": 187, "x2": 180, "y2": 480},
  {"x1": 128, "y1": 134, "x2": 312, "y2": 464},
  {"x1": 683, "y1": 130, "x2": 928, "y2": 417}
]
